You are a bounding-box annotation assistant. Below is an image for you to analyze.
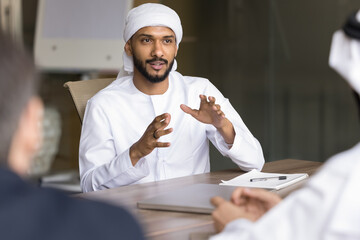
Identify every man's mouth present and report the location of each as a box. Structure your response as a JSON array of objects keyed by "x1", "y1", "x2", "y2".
[{"x1": 146, "y1": 59, "x2": 168, "y2": 71}]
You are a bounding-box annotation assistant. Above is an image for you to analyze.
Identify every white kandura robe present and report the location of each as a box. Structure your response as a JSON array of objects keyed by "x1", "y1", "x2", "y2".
[
  {"x1": 79, "y1": 71, "x2": 264, "y2": 192},
  {"x1": 211, "y1": 142, "x2": 360, "y2": 240}
]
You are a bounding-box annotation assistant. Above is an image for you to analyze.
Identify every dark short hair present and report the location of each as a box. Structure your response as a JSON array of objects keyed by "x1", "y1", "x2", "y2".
[{"x1": 0, "y1": 32, "x2": 39, "y2": 163}]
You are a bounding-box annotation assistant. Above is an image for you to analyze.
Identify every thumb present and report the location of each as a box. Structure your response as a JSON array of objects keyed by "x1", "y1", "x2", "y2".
[
  {"x1": 180, "y1": 104, "x2": 197, "y2": 117},
  {"x1": 211, "y1": 196, "x2": 226, "y2": 207}
]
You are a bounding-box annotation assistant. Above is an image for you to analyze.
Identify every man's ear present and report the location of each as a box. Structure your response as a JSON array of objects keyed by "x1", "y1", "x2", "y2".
[
  {"x1": 8, "y1": 97, "x2": 43, "y2": 175},
  {"x1": 124, "y1": 40, "x2": 133, "y2": 57},
  {"x1": 174, "y1": 46, "x2": 178, "y2": 58}
]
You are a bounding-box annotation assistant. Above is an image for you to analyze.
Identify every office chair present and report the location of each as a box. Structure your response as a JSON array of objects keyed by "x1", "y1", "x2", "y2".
[{"x1": 64, "y1": 78, "x2": 115, "y2": 124}]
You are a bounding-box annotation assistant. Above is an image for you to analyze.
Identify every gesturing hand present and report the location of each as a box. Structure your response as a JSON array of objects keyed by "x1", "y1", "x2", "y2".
[
  {"x1": 180, "y1": 95, "x2": 226, "y2": 129},
  {"x1": 181, "y1": 94, "x2": 235, "y2": 144},
  {"x1": 130, "y1": 113, "x2": 172, "y2": 166}
]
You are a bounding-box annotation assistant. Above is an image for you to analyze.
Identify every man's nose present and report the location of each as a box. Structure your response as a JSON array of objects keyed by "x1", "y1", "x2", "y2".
[{"x1": 151, "y1": 40, "x2": 164, "y2": 58}]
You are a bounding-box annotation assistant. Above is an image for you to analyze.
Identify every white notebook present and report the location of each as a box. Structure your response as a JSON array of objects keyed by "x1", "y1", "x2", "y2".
[{"x1": 220, "y1": 169, "x2": 309, "y2": 190}]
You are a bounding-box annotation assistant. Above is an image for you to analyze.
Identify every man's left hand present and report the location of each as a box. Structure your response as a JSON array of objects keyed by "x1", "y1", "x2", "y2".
[
  {"x1": 180, "y1": 94, "x2": 226, "y2": 128},
  {"x1": 180, "y1": 95, "x2": 235, "y2": 144}
]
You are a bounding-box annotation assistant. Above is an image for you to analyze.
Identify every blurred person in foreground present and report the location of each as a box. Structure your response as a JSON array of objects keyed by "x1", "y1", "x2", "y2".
[
  {"x1": 0, "y1": 32, "x2": 144, "y2": 240},
  {"x1": 210, "y1": 10, "x2": 360, "y2": 240}
]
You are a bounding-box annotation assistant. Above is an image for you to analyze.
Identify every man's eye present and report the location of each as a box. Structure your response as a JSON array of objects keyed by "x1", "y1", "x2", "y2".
[
  {"x1": 142, "y1": 38, "x2": 151, "y2": 43},
  {"x1": 164, "y1": 39, "x2": 173, "y2": 44}
]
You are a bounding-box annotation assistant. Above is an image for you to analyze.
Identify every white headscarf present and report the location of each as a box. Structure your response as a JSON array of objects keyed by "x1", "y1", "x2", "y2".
[
  {"x1": 118, "y1": 3, "x2": 183, "y2": 78},
  {"x1": 329, "y1": 10, "x2": 360, "y2": 94}
]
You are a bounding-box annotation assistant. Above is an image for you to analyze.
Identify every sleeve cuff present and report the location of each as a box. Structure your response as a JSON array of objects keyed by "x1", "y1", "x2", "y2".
[
  {"x1": 97, "y1": 149, "x2": 150, "y2": 188},
  {"x1": 212, "y1": 127, "x2": 264, "y2": 171},
  {"x1": 212, "y1": 127, "x2": 242, "y2": 156}
]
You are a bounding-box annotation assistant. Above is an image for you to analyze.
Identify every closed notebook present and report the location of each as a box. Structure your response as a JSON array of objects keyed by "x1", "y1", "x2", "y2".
[
  {"x1": 137, "y1": 184, "x2": 237, "y2": 214},
  {"x1": 220, "y1": 169, "x2": 309, "y2": 190}
]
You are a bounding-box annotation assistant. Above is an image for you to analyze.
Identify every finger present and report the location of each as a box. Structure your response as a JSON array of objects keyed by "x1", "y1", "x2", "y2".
[
  {"x1": 155, "y1": 128, "x2": 173, "y2": 138},
  {"x1": 151, "y1": 115, "x2": 165, "y2": 130},
  {"x1": 180, "y1": 104, "x2": 198, "y2": 117},
  {"x1": 231, "y1": 188, "x2": 246, "y2": 205},
  {"x1": 217, "y1": 110, "x2": 225, "y2": 118},
  {"x1": 159, "y1": 117, "x2": 171, "y2": 130},
  {"x1": 153, "y1": 124, "x2": 171, "y2": 140},
  {"x1": 153, "y1": 130, "x2": 159, "y2": 140},
  {"x1": 199, "y1": 94, "x2": 208, "y2": 104},
  {"x1": 154, "y1": 113, "x2": 169, "y2": 122},
  {"x1": 210, "y1": 196, "x2": 226, "y2": 207},
  {"x1": 153, "y1": 113, "x2": 171, "y2": 130},
  {"x1": 213, "y1": 104, "x2": 221, "y2": 111},
  {"x1": 164, "y1": 113, "x2": 171, "y2": 123},
  {"x1": 208, "y1": 96, "x2": 216, "y2": 105},
  {"x1": 154, "y1": 142, "x2": 171, "y2": 148}
]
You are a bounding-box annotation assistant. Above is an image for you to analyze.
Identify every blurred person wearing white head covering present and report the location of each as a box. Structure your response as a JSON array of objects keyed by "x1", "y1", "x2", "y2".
[
  {"x1": 209, "y1": 10, "x2": 360, "y2": 240},
  {"x1": 79, "y1": 3, "x2": 265, "y2": 192}
]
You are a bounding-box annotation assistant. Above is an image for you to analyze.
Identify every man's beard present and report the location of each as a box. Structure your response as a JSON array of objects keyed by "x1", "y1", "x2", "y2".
[{"x1": 133, "y1": 54, "x2": 174, "y2": 83}]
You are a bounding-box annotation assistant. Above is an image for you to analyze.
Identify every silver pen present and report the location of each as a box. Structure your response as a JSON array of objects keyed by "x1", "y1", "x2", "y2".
[{"x1": 250, "y1": 176, "x2": 287, "y2": 182}]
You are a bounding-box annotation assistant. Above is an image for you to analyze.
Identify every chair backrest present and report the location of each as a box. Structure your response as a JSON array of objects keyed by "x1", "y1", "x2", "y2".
[{"x1": 64, "y1": 78, "x2": 115, "y2": 123}]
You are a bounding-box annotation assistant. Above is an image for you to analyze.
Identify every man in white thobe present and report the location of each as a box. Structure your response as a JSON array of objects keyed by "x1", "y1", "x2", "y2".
[
  {"x1": 210, "y1": 10, "x2": 360, "y2": 240},
  {"x1": 79, "y1": 3, "x2": 264, "y2": 192}
]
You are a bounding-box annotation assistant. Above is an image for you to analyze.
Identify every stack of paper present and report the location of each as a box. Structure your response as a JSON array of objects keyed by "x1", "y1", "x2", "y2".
[{"x1": 220, "y1": 169, "x2": 309, "y2": 190}]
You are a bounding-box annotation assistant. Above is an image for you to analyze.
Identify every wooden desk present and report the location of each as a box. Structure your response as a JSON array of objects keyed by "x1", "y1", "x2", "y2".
[{"x1": 77, "y1": 159, "x2": 322, "y2": 240}]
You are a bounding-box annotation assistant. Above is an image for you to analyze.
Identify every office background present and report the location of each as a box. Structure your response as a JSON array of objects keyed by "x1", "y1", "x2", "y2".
[{"x1": 16, "y1": 0, "x2": 360, "y2": 175}]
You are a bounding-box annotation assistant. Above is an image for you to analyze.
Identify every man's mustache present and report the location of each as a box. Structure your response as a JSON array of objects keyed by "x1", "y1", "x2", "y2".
[{"x1": 146, "y1": 58, "x2": 168, "y2": 64}]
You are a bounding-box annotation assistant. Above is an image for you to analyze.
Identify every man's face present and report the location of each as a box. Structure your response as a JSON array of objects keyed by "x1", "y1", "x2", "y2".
[{"x1": 125, "y1": 26, "x2": 178, "y2": 83}]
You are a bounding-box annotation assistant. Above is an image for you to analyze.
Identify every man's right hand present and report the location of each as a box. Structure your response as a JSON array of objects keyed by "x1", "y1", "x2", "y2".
[{"x1": 129, "y1": 113, "x2": 172, "y2": 166}]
